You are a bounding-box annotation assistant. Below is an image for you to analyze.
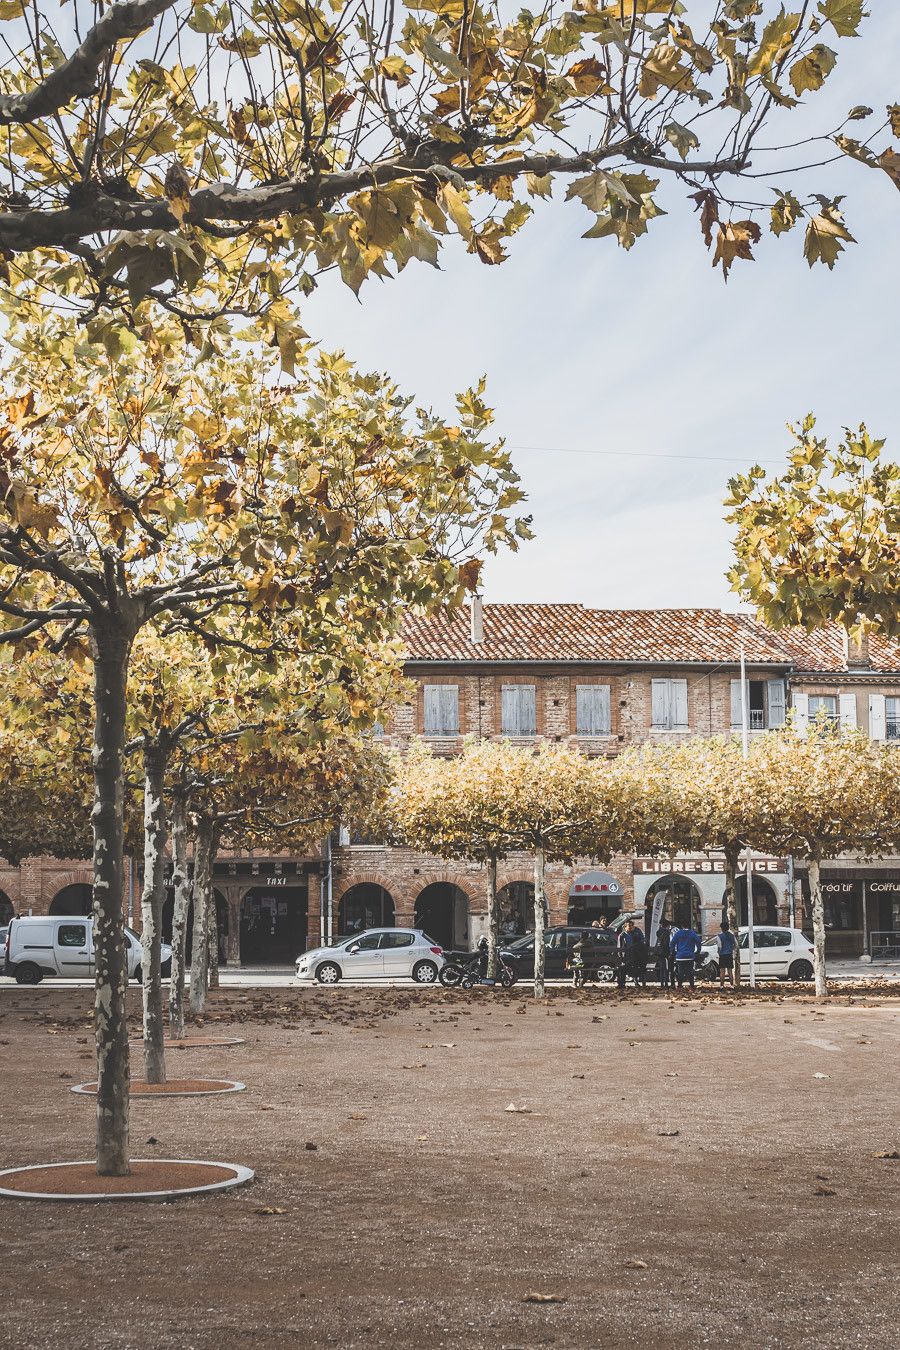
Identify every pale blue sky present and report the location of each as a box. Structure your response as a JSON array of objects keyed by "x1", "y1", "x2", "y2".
[{"x1": 305, "y1": 6, "x2": 900, "y2": 612}]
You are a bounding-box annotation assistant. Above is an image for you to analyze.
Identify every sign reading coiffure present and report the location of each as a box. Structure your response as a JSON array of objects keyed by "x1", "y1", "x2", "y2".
[
  {"x1": 569, "y1": 870, "x2": 623, "y2": 897},
  {"x1": 633, "y1": 857, "x2": 785, "y2": 875}
]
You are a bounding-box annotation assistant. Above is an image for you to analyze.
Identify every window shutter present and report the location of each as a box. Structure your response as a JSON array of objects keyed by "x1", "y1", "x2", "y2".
[
  {"x1": 424, "y1": 686, "x2": 441, "y2": 734},
  {"x1": 651, "y1": 679, "x2": 669, "y2": 729},
  {"x1": 520, "y1": 684, "x2": 537, "y2": 735},
  {"x1": 596, "y1": 684, "x2": 611, "y2": 735},
  {"x1": 440, "y1": 684, "x2": 459, "y2": 735},
  {"x1": 839, "y1": 692, "x2": 857, "y2": 732},
  {"x1": 730, "y1": 679, "x2": 745, "y2": 729},
  {"x1": 767, "y1": 679, "x2": 786, "y2": 728},
  {"x1": 576, "y1": 685, "x2": 591, "y2": 735},
  {"x1": 672, "y1": 679, "x2": 688, "y2": 728},
  {"x1": 869, "y1": 693, "x2": 887, "y2": 741},
  {"x1": 501, "y1": 685, "x2": 520, "y2": 735},
  {"x1": 792, "y1": 691, "x2": 809, "y2": 736}
]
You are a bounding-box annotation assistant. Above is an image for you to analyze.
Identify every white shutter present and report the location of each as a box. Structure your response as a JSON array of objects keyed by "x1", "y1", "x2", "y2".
[
  {"x1": 595, "y1": 684, "x2": 611, "y2": 734},
  {"x1": 519, "y1": 684, "x2": 537, "y2": 735},
  {"x1": 767, "y1": 678, "x2": 786, "y2": 728},
  {"x1": 730, "y1": 679, "x2": 745, "y2": 729},
  {"x1": 424, "y1": 686, "x2": 441, "y2": 734},
  {"x1": 869, "y1": 693, "x2": 887, "y2": 741},
  {"x1": 792, "y1": 691, "x2": 809, "y2": 736},
  {"x1": 501, "y1": 685, "x2": 518, "y2": 735},
  {"x1": 672, "y1": 679, "x2": 689, "y2": 728},
  {"x1": 651, "y1": 679, "x2": 669, "y2": 729},
  {"x1": 839, "y1": 692, "x2": 857, "y2": 731},
  {"x1": 576, "y1": 685, "x2": 611, "y2": 735},
  {"x1": 440, "y1": 685, "x2": 459, "y2": 735}
]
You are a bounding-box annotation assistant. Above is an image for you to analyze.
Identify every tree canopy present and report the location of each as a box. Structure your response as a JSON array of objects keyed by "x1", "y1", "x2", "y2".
[{"x1": 0, "y1": 1, "x2": 892, "y2": 351}]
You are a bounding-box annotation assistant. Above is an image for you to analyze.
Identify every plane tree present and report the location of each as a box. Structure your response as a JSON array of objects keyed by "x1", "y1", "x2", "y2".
[
  {"x1": 0, "y1": 2, "x2": 889, "y2": 351},
  {"x1": 0, "y1": 330, "x2": 527, "y2": 1174}
]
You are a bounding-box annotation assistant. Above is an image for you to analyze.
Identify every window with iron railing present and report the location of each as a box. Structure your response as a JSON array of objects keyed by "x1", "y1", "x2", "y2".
[{"x1": 886, "y1": 696, "x2": 900, "y2": 740}]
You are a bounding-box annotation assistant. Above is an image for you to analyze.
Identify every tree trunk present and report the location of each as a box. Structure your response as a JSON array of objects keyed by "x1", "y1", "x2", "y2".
[
  {"x1": 189, "y1": 818, "x2": 213, "y2": 1016},
  {"x1": 140, "y1": 745, "x2": 168, "y2": 1085},
  {"x1": 533, "y1": 846, "x2": 546, "y2": 1000},
  {"x1": 486, "y1": 855, "x2": 499, "y2": 981},
  {"x1": 91, "y1": 625, "x2": 133, "y2": 1176},
  {"x1": 809, "y1": 855, "x2": 828, "y2": 1001},
  {"x1": 724, "y1": 844, "x2": 741, "y2": 987},
  {"x1": 207, "y1": 874, "x2": 220, "y2": 990},
  {"x1": 168, "y1": 799, "x2": 191, "y2": 1040}
]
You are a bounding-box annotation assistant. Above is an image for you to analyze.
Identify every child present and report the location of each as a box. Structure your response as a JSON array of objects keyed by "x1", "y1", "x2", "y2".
[{"x1": 569, "y1": 936, "x2": 587, "y2": 988}]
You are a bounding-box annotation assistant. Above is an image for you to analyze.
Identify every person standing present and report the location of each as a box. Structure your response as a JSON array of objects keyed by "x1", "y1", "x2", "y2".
[
  {"x1": 616, "y1": 919, "x2": 635, "y2": 991},
  {"x1": 629, "y1": 924, "x2": 647, "y2": 989},
  {"x1": 655, "y1": 919, "x2": 672, "y2": 988},
  {"x1": 670, "y1": 924, "x2": 702, "y2": 991},
  {"x1": 715, "y1": 921, "x2": 737, "y2": 988}
]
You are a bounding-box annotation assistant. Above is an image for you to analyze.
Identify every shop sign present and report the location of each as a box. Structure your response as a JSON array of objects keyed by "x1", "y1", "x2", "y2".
[
  {"x1": 569, "y1": 870, "x2": 623, "y2": 897},
  {"x1": 262, "y1": 876, "x2": 289, "y2": 887},
  {"x1": 633, "y1": 857, "x2": 784, "y2": 875}
]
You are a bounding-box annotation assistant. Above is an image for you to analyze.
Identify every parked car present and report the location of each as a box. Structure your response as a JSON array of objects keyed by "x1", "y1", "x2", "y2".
[
  {"x1": 699, "y1": 926, "x2": 815, "y2": 981},
  {"x1": 296, "y1": 928, "x2": 445, "y2": 984},
  {"x1": 4, "y1": 915, "x2": 171, "y2": 985},
  {"x1": 500, "y1": 926, "x2": 619, "y2": 983}
]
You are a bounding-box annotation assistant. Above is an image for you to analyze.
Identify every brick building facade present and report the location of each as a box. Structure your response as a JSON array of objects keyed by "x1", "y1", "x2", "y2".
[{"x1": 4, "y1": 604, "x2": 900, "y2": 961}]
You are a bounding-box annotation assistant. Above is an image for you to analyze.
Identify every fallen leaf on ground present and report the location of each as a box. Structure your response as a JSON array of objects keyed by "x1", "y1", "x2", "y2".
[
  {"x1": 145, "y1": 1136, "x2": 159, "y2": 1145},
  {"x1": 505, "y1": 1103, "x2": 532, "y2": 1113},
  {"x1": 873, "y1": 1149, "x2": 900, "y2": 1159},
  {"x1": 573, "y1": 1073, "x2": 585, "y2": 1079},
  {"x1": 813, "y1": 1186, "x2": 837, "y2": 1196},
  {"x1": 254, "y1": 1206, "x2": 287, "y2": 1215},
  {"x1": 402, "y1": 1063, "x2": 426, "y2": 1070},
  {"x1": 348, "y1": 1113, "x2": 366, "y2": 1121},
  {"x1": 304, "y1": 1141, "x2": 318, "y2": 1151},
  {"x1": 441, "y1": 1043, "x2": 456, "y2": 1048},
  {"x1": 658, "y1": 1130, "x2": 680, "y2": 1137},
  {"x1": 813, "y1": 1072, "x2": 830, "y2": 1080},
  {"x1": 522, "y1": 1293, "x2": 566, "y2": 1303},
  {"x1": 664, "y1": 1072, "x2": 678, "y2": 1078},
  {"x1": 415, "y1": 1134, "x2": 429, "y2": 1142},
  {"x1": 623, "y1": 1258, "x2": 648, "y2": 1269}
]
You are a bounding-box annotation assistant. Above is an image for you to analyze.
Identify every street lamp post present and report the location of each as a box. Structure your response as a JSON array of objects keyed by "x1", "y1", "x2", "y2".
[{"x1": 740, "y1": 644, "x2": 757, "y2": 987}]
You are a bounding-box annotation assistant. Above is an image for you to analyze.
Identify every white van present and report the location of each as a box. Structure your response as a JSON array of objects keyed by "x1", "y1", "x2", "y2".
[{"x1": 3, "y1": 916, "x2": 171, "y2": 985}]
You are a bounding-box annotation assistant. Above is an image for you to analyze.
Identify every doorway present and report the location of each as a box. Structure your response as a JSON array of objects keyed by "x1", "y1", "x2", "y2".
[
  {"x1": 414, "y1": 883, "x2": 469, "y2": 950},
  {"x1": 162, "y1": 889, "x2": 229, "y2": 964},
  {"x1": 644, "y1": 876, "x2": 702, "y2": 932},
  {"x1": 724, "y1": 875, "x2": 779, "y2": 926},
  {"x1": 49, "y1": 883, "x2": 93, "y2": 916},
  {"x1": 0, "y1": 891, "x2": 14, "y2": 924},
  {"x1": 496, "y1": 882, "x2": 534, "y2": 939},
  {"x1": 337, "y1": 884, "x2": 395, "y2": 936},
  {"x1": 240, "y1": 885, "x2": 308, "y2": 964}
]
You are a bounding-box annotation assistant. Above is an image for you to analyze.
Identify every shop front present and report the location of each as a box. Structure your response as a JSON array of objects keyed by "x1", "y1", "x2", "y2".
[
  {"x1": 804, "y1": 869, "x2": 900, "y2": 959},
  {"x1": 567, "y1": 870, "x2": 625, "y2": 926},
  {"x1": 633, "y1": 855, "x2": 787, "y2": 938}
]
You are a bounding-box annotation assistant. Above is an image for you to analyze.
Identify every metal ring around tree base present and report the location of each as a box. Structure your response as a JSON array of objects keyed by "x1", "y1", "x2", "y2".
[{"x1": 0, "y1": 1160, "x2": 255, "y2": 1202}]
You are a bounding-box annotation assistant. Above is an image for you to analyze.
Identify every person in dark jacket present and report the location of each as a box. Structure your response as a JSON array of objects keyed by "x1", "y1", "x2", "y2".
[
  {"x1": 715, "y1": 921, "x2": 738, "y2": 988},
  {"x1": 616, "y1": 920, "x2": 635, "y2": 991},
  {"x1": 628, "y1": 924, "x2": 647, "y2": 988},
  {"x1": 669, "y1": 925, "x2": 702, "y2": 990},
  {"x1": 655, "y1": 919, "x2": 672, "y2": 988}
]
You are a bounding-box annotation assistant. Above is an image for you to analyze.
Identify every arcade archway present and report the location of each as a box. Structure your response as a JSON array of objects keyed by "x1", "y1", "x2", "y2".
[
  {"x1": 723, "y1": 875, "x2": 778, "y2": 926},
  {"x1": 0, "y1": 890, "x2": 14, "y2": 924},
  {"x1": 414, "y1": 883, "x2": 469, "y2": 951},
  {"x1": 240, "y1": 885, "x2": 307, "y2": 964},
  {"x1": 49, "y1": 883, "x2": 93, "y2": 916},
  {"x1": 644, "y1": 875, "x2": 702, "y2": 933},
  {"x1": 496, "y1": 881, "x2": 534, "y2": 939},
  {"x1": 337, "y1": 883, "x2": 395, "y2": 936}
]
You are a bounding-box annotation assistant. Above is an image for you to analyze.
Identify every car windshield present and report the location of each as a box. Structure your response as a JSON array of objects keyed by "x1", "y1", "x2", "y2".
[{"x1": 504, "y1": 933, "x2": 535, "y2": 951}]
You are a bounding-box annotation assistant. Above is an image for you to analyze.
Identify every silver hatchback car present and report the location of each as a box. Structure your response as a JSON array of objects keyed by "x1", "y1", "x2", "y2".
[{"x1": 296, "y1": 928, "x2": 445, "y2": 985}]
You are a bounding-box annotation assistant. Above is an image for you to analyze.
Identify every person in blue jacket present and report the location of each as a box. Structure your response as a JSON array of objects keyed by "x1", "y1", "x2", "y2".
[{"x1": 669, "y1": 924, "x2": 702, "y2": 991}]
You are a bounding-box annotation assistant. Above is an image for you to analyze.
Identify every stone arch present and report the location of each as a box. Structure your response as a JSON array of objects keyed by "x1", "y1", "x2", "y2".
[
  {"x1": 496, "y1": 879, "x2": 535, "y2": 938},
  {"x1": 336, "y1": 880, "x2": 396, "y2": 936},
  {"x1": 414, "y1": 881, "x2": 470, "y2": 950},
  {"x1": 723, "y1": 874, "x2": 779, "y2": 927},
  {"x1": 0, "y1": 888, "x2": 14, "y2": 924},
  {"x1": 49, "y1": 882, "x2": 94, "y2": 916}
]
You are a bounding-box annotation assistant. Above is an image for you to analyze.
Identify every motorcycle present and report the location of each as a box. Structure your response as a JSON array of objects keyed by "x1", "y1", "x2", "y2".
[{"x1": 439, "y1": 948, "x2": 518, "y2": 989}]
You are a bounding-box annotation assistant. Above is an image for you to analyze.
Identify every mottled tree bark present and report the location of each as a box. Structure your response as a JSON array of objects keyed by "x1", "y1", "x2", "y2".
[
  {"x1": 723, "y1": 843, "x2": 742, "y2": 987},
  {"x1": 92, "y1": 624, "x2": 133, "y2": 1176},
  {"x1": 140, "y1": 745, "x2": 168, "y2": 1084},
  {"x1": 207, "y1": 880, "x2": 220, "y2": 990},
  {"x1": 809, "y1": 855, "x2": 828, "y2": 1001},
  {"x1": 168, "y1": 799, "x2": 191, "y2": 1040},
  {"x1": 189, "y1": 817, "x2": 213, "y2": 1016},
  {"x1": 533, "y1": 846, "x2": 546, "y2": 1000},
  {"x1": 486, "y1": 855, "x2": 499, "y2": 980}
]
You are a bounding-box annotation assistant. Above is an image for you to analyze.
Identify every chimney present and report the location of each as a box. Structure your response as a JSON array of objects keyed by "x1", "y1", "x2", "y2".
[
  {"x1": 843, "y1": 627, "x2": 871, "y2": 670},
  {"x1": 470, "y1": 593, "x2": 484, "y2": 645}
]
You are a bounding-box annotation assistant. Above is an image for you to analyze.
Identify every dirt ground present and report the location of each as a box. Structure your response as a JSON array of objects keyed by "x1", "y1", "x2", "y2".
[{"x1": 1, "y1": 983, "x2": 898, "y2": 1350}]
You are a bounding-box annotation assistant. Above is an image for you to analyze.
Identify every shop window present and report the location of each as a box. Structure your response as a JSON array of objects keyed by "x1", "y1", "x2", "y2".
[
  {"x1": 651, "y1": 679, "x2": 688, "y2": 731},
  {"x1": 576, "y1": 684, "x2": 611, "y2": 736},
  {"x1": 501, "y1": 684, "x2": 536, "y2": 736},
  {"x1": 424, "y1": 685, "x2": 459, "y2": 736},
  {"x1": 822, "y1": 885, "x2": 860, "y2": 931}
]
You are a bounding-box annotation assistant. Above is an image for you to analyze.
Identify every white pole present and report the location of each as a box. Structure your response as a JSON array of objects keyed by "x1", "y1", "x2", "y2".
[{"x1": 740, "y1": 644, "x2": 756, "y2": 987}]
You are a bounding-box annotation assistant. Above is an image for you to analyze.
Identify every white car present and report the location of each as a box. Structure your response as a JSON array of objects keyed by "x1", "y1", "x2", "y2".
[
  {"x1": 700, "y1": 926, "x2": 815, "y2": 981},
  {"x1": 296, "y1": 928, "x2": 445, "y2": 985}
]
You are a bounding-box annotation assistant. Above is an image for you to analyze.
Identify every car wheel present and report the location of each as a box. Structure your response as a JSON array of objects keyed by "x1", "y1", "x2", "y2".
[
  {"x1": 594, "y1": 963, "x2": 616, "y2": 985},
  {"x1": 788, "y1": 959, "x2": 813, "y2": 981},
  {"x1": 15, "y1": 962, "x2": 42, "y2": 985},
  {"x1": 412, "y1": 960, "x2": 438, "y2": 984},
  {"x1": 316, "y1": 961, "x2": 341, "y2": 985}
]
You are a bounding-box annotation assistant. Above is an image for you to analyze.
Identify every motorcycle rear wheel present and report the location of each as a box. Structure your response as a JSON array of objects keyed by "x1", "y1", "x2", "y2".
[{"x1": 439, "y1": 965, "x2": 463, "y2": 988}]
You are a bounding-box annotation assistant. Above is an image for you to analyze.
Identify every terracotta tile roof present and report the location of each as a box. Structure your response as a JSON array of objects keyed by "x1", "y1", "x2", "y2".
[
  {"x1": 773, "y1": 626, "x2": 900, "y2": 674},
  {"x1": 403, "y1": 605, "x2": 790, "y2": 665},
  {"x1": 403, "y1": 604, "x2": 900, "y2": 672}
]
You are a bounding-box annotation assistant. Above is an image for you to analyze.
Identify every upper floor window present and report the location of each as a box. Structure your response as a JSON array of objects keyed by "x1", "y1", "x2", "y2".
[
  {"x1": 423, "y1": 685, "x2": 459, "y2": 736},
  {"x1": 730, "y1": 678, "x2": 786, "y2": 731},
  {"x1": 808, "y1": 694, "x2": 838, "y2": 726},
  {"x1": 501, "y1": 683, "x2": 536, "y2": 736},
  {"x1": 576, "y1": 684, "x2": 611, "y2": 736},
  {"x1": 887, "y1": 696, "x2": 900, "y2": 741},
  {"x1": 651, "y1": 678, "x2": 688, "y2": 731}
]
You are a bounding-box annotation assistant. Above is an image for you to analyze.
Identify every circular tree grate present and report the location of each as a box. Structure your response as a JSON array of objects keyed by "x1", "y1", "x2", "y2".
[
  {"x1": 0, "y1": 1159, "x2": 254, "y2": 1202},
  {"x1": 70, "y1": 1078, "x2": 246, "y2": 1097}
]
